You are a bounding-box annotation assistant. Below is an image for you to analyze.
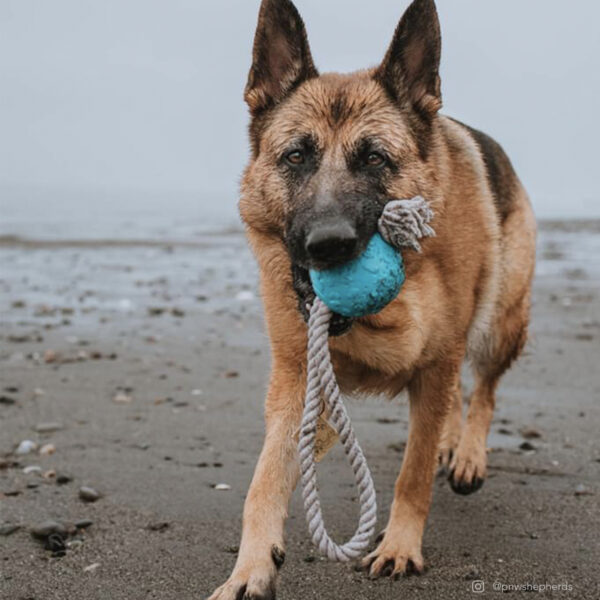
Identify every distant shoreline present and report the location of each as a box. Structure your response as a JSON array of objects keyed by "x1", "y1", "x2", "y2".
[{"x1": 0, "y1": 229, "x2": 244, "y2": 249}]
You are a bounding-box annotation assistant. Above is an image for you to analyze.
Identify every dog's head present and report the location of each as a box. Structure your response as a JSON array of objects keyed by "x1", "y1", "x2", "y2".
[{"x1": 240, "y1": 0, "x2": 442, "y2": 271}]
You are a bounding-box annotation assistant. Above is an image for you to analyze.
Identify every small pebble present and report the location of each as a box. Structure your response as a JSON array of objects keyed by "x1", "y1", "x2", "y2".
[
  {"x1": 31, "y1": 520, "x2": 67, "y2": 539},
  {"x1": 520, "y1": 427, "x2": 542, "y2": 439},
  {"x1": 43, "y1": 469, "x2": 56, "y2": 480},
  {"x1": 0, "y1": 524, "x2": 21, "y2": 536},
  {"x1": 214, "y1": 483, "x2": 231, "y2": 491},
  {"x1": 44, "y1": 349, "x2": 58, "y2": 363},
  {"x1": 79, "y1": 486, "x2": 102, "y2": 502},
  {"x1": 40, "y1": 443, "x2": 56, "y2": 456},
  {"x1": 83, "y1": 562, "x2": 101, "y2": 573},
  {"x1": 519, "y1": 441, "x2": 536, "y2": 452},
  {"x1": 16, "y1": 440, "x2": 37, "y2": 455},
  {"x1": 56, "y1": 472, "x2": 73, "y2": 485},
  {"x1": 75, "y1": 519, "x2": 94, "y2": 530},
  {"x1": 574, "y1": 484, "x2": 593, "y2": 497},
  {"x1": 23, "y1": 465, "x2": 42, "y2": 475},
  {"x1": 35, "y1": 422, "x2": 63, "y2": 433},
  {"x1": 112, "y1": 392, "x2": 132, "y2": 404},
  {"x1": 147, "y1": 521, "x2": 170, "y2": 532}
]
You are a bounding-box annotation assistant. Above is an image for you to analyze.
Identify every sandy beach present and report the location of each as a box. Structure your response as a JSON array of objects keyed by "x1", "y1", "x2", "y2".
[{"x1": 1, "y1": 221, "x2": 599, "y2": 599}]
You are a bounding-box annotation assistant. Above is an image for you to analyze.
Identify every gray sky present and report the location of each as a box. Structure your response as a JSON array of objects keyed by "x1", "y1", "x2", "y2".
[{"x1": 1, "y1": 0, "x2": 599, "y2": 218}]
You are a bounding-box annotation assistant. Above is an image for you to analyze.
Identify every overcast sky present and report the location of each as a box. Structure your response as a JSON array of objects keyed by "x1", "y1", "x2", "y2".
[{"x1": 1, "y1": 0, "x2": 599, "y2": 218}]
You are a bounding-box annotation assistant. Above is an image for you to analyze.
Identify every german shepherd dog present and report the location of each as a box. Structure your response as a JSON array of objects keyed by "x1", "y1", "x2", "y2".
[{"x1": 209, "y1": 0, "x2": 536, "y2": 597}]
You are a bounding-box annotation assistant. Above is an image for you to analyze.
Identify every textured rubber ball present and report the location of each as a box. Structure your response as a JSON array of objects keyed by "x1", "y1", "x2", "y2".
[{"x1": 309, "y1": 233, "x2": 405, "y2": 318}]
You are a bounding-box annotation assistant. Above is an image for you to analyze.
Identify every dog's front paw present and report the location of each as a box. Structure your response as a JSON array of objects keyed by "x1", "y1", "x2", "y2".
[
  {"x1": 291, "y1": 264, "x2": 353, "y2": 336},
  {"x1": 359, "y1": 521, "x2": 424, "y2": 579},
  {"x1": 207, "y1": 546, "x2": 283, "y2": 600}
]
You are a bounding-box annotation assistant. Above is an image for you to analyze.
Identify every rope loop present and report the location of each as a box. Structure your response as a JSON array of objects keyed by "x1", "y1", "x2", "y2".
[{"x1": 298, "y1": 197, "x2": 435, "y2": 561}]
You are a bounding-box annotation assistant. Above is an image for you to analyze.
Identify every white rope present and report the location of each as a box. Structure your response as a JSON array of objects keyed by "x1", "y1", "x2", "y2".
[{"x1": 298, "y1": 196, "x2": 435, "y2": 561}]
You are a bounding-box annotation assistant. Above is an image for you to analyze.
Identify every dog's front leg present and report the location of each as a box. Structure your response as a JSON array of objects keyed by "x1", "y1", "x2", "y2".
[
  {"x1": 208, "y1": 368, "x2": 303, "y2": 600},
  {"x1": 361, "y1": 362, "x2": 459, "y2": 579}
]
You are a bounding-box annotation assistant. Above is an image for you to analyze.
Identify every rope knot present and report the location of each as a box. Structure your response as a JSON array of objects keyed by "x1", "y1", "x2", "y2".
[{"x1": 378, "y1": 196, "x2": 436, "y2": 253}]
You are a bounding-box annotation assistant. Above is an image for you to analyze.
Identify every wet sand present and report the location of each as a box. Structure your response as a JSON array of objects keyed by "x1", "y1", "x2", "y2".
[{"x1": 1, "y1": 222, "x2": 599, "y2": 599}]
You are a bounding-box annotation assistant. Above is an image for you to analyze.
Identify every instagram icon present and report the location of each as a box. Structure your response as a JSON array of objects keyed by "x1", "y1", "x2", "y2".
[{"x1": 472, "y1": 580, "x2": 485, "y2": 593}]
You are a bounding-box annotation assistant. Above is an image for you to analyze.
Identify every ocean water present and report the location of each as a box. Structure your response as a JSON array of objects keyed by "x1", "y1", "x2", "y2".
[{"x1": 0, "y1": 186, "x2": 242, "y2": 242}]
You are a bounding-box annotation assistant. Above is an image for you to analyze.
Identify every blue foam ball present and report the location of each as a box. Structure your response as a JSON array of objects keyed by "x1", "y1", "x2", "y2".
[{"x1": 309, "y1": 233, "x2": 405, "y2": 318}]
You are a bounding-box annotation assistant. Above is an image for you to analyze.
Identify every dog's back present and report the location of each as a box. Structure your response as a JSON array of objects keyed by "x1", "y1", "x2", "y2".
[{"x1": 452, "y1": 119, "x2": 523, "y2": 222}]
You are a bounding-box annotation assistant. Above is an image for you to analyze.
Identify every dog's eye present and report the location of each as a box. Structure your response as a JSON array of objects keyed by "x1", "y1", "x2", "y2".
[
  {"x1": 365, "y1": 152, "x2": 385, "y2": 168},
  {"x1": 285, "y1": 150, "x2": 305, "y2": 166}
]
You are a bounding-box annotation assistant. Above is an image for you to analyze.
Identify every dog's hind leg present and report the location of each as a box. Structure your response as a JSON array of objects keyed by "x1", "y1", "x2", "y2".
[
  {"x1": 449, "y1": 293, "x2": 530, "y2": 495},
  {"x1": 448, "y1": 374, "x2": 497, "y2": 494},
  {"x1": 449, "y1": 188, "x2": 536, "y2": 495},
  {"x1": 208, "y1": 369, "x2": 304, "y2": 600}
]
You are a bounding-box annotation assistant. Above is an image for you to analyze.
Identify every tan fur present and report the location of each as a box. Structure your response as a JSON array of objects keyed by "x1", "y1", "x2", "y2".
[{"x1": 209, "y1": 7, "x2": 536, "y2": 598}]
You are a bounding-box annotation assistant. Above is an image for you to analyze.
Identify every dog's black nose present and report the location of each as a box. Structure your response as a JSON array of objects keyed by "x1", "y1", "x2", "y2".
[{"x1": 305, "y1": 221, "x2": 358, "y2": 266}]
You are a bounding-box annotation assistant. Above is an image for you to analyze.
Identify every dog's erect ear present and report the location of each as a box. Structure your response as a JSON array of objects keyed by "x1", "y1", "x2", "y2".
[
  {"x1": 245, "y1": 0, "x2": 318, "y2": 116},
  {"x1": 375, "y1": 0, "x2": 442, "y2": 116}
]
